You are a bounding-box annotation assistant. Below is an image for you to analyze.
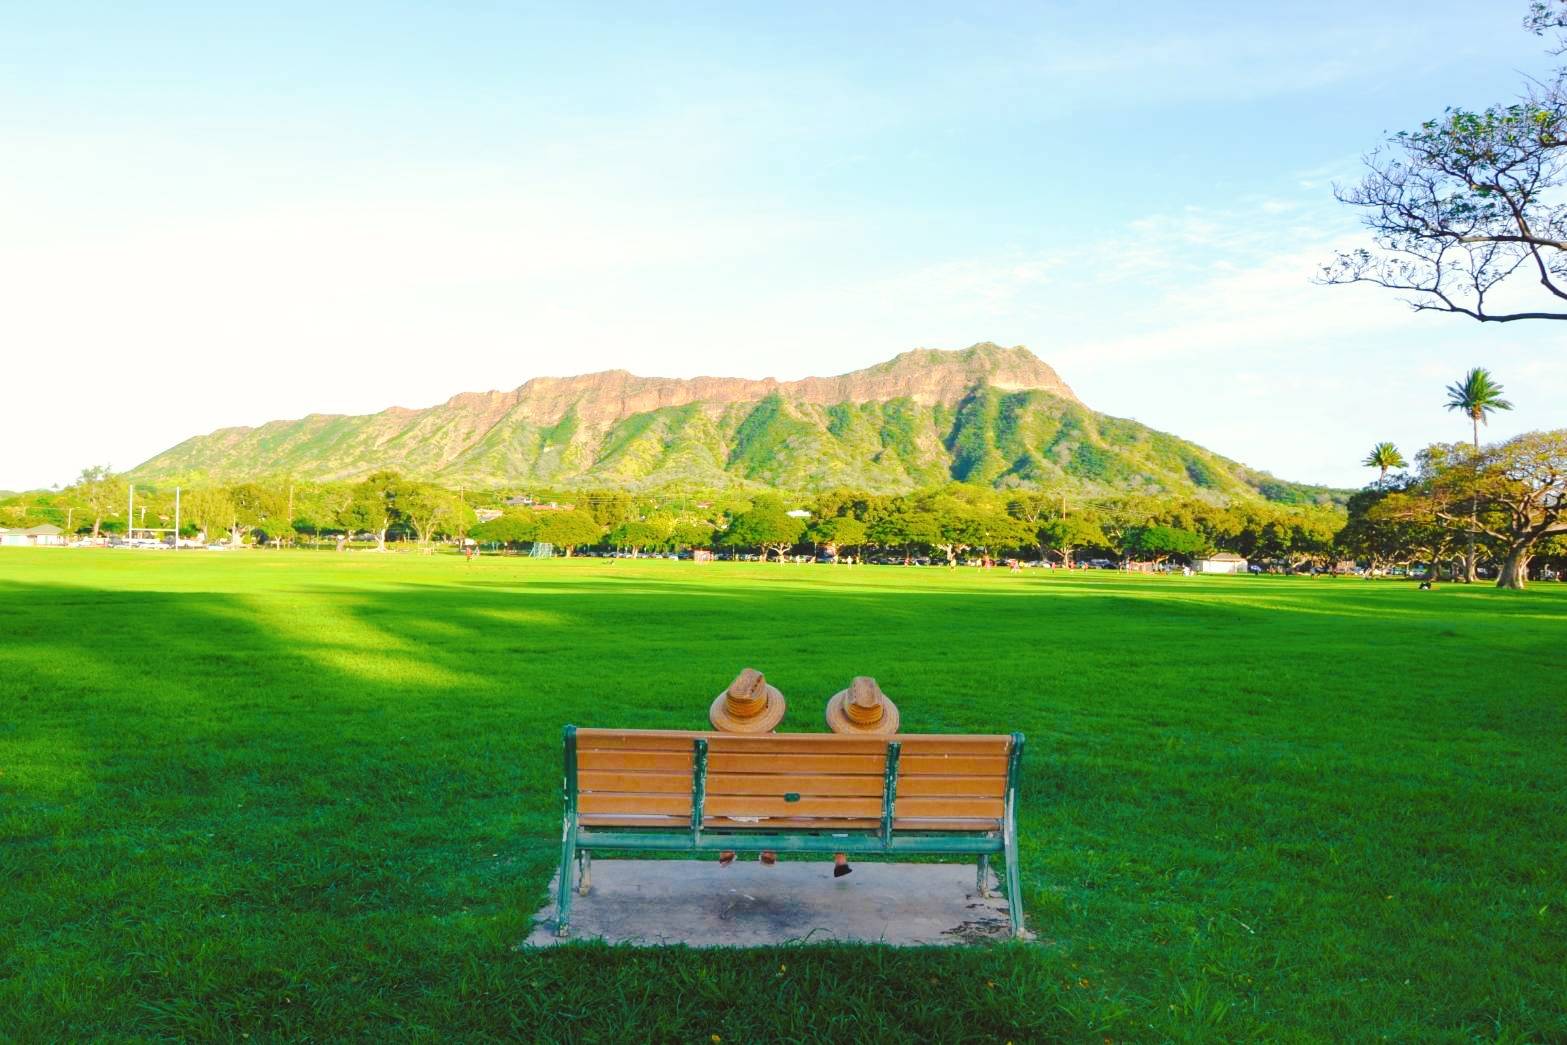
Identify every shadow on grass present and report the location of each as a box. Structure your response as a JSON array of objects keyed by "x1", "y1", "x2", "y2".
[{"x1": 2, "y1": 568, "x2": 1565, "y2": 1039}]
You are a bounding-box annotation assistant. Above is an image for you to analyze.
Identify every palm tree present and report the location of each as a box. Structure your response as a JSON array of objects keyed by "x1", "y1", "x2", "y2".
[
  {"x1": 1443, "y1": 368, "x2": 1513, "y2": 581},
  {"x1": 1361, "y1": 442, "x2": 1406, "y2": 482},
  {"x1": 1443, "y1": 368, "x2": 1513, "y2": 449}
]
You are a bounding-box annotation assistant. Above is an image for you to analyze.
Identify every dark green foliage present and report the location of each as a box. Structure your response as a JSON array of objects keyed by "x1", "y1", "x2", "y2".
[
  {"x1": 1066, "y1": 443, "x2": 1126, "y2": 484},
  {"x1": 946, "y1": 389, "x2": 1008, "y2": 483},
  {"x1": 533, "y1": 509, "x2": 602, "y2": 552},
  {"x1": 1183, "y1": 456, "x2": 1219, "y2": 489},
  {"x1": 721, "y1": 500, "x2": 806, "y2": 556},
  {"x1": 825, "y1": 402, "x2": 855, "y2": 439},
  {"x1": 1124, "y1": 524, "x2": 1211, "y2": 562},
  {"x1": 726, "y1": 394, "x2": 815, "y2": 477}
]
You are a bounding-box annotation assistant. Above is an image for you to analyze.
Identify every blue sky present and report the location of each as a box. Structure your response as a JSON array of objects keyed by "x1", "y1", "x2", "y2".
[{"x1": 2, "y1": 1, "x2": 1563, "y2": 491}]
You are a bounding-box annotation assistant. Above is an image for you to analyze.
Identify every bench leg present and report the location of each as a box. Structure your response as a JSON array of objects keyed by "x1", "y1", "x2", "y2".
[
  {"x1": 555, "y1": 821, "x2": 578, "y2": 938},
  {"x1": 577, "y1": 850, "x2": 592, "y2": 895},
  {"x1": 976, "y1": 854, "x2": 992, "y2": 897},
  {"x1": 1002, "y1": 828, "x2": 1024, "y2": 939}
]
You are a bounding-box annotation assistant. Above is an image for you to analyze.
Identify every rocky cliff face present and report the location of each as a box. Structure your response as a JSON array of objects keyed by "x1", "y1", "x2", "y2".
[
  {"x1": 434, "y1": 342, "x2": 1081, "y2": 426},
  {"x1": 127, "y1": 343, "x2": 1330, "y2": 502}
]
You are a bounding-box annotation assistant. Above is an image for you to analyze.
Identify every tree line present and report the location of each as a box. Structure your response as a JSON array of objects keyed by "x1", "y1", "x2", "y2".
[
  {"x1": 7, "y1": 372, "x2": 1562, "y2": 586},
  {"x1": 4, "y1": 467, "x2": 1349, "y2": 567},
  {"x1": 1342, "y1": 369, "x2": 1566, "y2": 589}
]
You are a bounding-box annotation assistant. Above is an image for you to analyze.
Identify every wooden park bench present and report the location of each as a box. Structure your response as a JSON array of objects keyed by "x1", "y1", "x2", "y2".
[{"x1": 554, "y1": 726, "x2": 1026, "y2": 938}]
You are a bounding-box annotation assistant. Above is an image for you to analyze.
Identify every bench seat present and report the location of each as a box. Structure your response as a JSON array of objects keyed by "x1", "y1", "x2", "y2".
[{"x1": 553, "y1": 726, "x2": 1026, "y2": 938}]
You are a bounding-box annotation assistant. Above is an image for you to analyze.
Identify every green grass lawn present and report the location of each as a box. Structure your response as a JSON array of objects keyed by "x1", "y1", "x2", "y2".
[{"x1": 2, "y1": 549, "x2": 1564, "y2": 1041}]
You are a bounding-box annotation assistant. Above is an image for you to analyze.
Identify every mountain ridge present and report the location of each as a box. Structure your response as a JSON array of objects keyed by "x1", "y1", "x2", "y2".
[{"x1": 130, "y1": 343, "x2": 1339, "y2": 503}]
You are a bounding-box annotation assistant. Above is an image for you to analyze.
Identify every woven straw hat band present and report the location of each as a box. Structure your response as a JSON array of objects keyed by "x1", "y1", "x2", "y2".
[
  {"x1": 842, "y1": 677, "x2": 885, "y2": 725},
  {"x1": 842, "y1": 697, "x2": 885, "y2": 726}
]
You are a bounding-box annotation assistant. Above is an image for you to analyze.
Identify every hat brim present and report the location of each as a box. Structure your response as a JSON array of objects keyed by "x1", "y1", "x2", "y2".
[
  {"x1": 709, "y1": 686, "x2": 787, "y2": 733},
  {"x1": 823, "y1": 690, "x2": 900, "y2": 734}
]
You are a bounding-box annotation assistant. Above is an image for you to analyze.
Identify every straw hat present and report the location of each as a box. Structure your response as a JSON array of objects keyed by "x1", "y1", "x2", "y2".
[
  {"x1": 709, "y1": 668, "x2": 787, "y2": 733},
  {"x1": 824, "y1": 676, "x2": 900, "y2": 735}
]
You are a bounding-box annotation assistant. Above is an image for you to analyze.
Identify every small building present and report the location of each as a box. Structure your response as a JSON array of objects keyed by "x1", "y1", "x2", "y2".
[
  {"x1": 0, "y1": 524, "x2": 65, "y2": 547},
  {"x1": 1194, "y1": 551, "x2": 1248, "y2": 575}
]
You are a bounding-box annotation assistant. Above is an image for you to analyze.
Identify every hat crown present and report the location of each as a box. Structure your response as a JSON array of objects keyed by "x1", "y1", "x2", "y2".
[
  {"x1": 724, "y1": 668, "x2": 770, "y2": 719},
  {"x1": 848, "y1": 676, "x2": 882, "y2": 708}
]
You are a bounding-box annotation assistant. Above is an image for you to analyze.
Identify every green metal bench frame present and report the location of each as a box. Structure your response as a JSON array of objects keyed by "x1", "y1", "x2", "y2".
[{"x1": 554, "y1": 725, "x2": 1026, "y2": 938}]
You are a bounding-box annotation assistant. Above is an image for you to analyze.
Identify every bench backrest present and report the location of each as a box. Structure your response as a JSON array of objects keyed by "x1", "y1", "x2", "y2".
[{"x1": 567, "y1": 728, "x2": 1022, "y2": 834}]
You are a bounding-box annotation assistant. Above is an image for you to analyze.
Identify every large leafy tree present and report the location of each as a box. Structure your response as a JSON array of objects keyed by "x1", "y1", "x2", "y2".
[
  {"x1": 722, "y1": 502, "x2": 805, "y2": 562},
  {"x1": 1125, "y1": 524, "x2": 1211, "y2": 565},
  {"x1": 1323, "y1": 5, "x2": 1567, "y2": 322},
  {"x1": 534, "y1": 509, "x2": 603, "y2": 557},
  {"x1": 397, "y1": 483, "x2": 474, "y2": 550},
  {"x1": 471, "y1": 510, "x2": 537, "y2": 549},
  {"x1": 228, "y1": 482, "x2": 287, "y2": 545},
  {"x1": 71, "y1": 465, "x2": 126, "y2": 537},
  {"x1": 1037, "y1": 514, "x2": 1106, "y2": 567},
  {"x1": 808, "y1": 515, "x2": 867, "y2": 561},
  {"x1": 1419, "y1": 431, "x2": 1567, "y2": 588},
  {"x1": 669, "y1": 520, "x2": 716, "y2": 551},
  {"x1": 865, "y1": 501, "x2": 939, "y2": 564},
  {"x1": 184, "y1": 487, "x2": 237, "y2": 544},
  {"x1": 340, "y1": 471, "x2": 402, "y2": 550},
  {"x1": 608, "y1": 520, "x2": 665, "y2": 556}
]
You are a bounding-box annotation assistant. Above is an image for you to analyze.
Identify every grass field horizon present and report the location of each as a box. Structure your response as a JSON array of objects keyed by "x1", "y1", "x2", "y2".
[{"x1": 3, "y1": 549, "x2": 1565, "y2": 1040}]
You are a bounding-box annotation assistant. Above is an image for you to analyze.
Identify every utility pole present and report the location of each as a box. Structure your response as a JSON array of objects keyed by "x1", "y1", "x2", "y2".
[
  {"x1": 174, "y1": 487, "x2": 181, "y2": 549},
  {"x1": 127, "y1": 483, "x2": 134, "y2": 540}
]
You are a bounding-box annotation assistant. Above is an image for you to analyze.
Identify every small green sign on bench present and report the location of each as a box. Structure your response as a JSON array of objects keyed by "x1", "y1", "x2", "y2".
[{"x1": 553, "y1": 726, "x2": 1026, "y2": 938}]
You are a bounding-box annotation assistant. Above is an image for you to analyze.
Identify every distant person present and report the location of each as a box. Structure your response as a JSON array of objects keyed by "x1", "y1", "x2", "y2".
[
  {"x1": 708, "y1": 668, "x2": 787, "y2": 868},
  {"x1": 823, "y1": 676, "x2": 901, "y2": 878}
]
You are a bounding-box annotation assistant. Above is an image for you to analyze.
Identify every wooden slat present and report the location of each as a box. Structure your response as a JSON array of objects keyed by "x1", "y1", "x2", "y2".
[
  {"x1": 901, "y1": 755, "x2": 1008, "y2": 776},
  {"x1": 704, "y1": 795, "x2": 883, "y2": 818},
  {"x1": 706, "y1": 735, "x2": 893, "y2": 755},
  {"x1": 576, "y1": 729, "x2": 1011, "y2": 754},
  {"x1": 579, "y1": 771, "x2": 691, "y2": 794},
  {"x1": 580, "y1": 793, "x2": 691, "y2": 815},
  {"x1": 579, "y1": 750, "x2": 693, "y2": 772},
  {"x1": 578, "y1": 750, "x2": 1005, "y2": 777},
  {"x1": 575, "y1": 732, "x2": 697, "y2": 751},
  {"x1": 705, "y1": 817, "x2": 882, "y2": 830},
  {"x1": 894, "y1": 775, "x2": 1005, "y2": 798},
  {"x1": 708, "y1": 752, "x2": 885, "y2": 775},
  {"x1": 579, "y1": 814, "x2": 689, "y2": 828},
  {"x1": 705, "y1": 773, "x2": 885, "y2": 797},
  {"x1": 577, "y1": 815, "x2": 1000, "y2": 832},
  {"x1": 891, "y1": 736, "x2": 1011, "y2": 755},
  {"x1": 894, "y1": 797, "x2": 1004, "y2": 818}
]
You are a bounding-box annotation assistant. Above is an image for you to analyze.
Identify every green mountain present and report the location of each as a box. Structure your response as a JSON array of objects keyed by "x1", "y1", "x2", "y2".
[{"x1": 130, "y1": 343, "x2": 1339, "y2": 503}]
